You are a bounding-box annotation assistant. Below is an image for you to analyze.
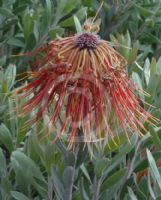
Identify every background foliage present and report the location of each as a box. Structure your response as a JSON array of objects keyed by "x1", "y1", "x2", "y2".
[{"x1": 1, "y1": 0, "x2": 161, "y2": 199}]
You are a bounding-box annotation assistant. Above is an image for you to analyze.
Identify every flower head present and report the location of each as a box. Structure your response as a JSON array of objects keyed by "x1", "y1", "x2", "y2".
[{"x1": 14, "y1": 31, "x2": 158, "y2": 148}]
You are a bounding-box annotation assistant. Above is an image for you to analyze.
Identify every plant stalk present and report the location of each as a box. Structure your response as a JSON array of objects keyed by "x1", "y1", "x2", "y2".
[
  {"x1": 92, "y1": 179, "x2": 101, "y2": 200},
  {"x1": 64, "y1": 168, "x2": 75, "y2": 200},
  {"x1": 48, "y1": 176, "x2": 53, "y2": 200}
]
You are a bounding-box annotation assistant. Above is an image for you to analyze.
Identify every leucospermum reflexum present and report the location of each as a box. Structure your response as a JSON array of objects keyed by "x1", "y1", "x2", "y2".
[{"x1": 13, "y1": 11, "x2": 159, "y2": 149}]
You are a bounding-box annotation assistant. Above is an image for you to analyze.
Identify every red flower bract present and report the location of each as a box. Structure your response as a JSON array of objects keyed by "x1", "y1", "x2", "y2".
[{"x1": 14, "y1": 32, "x2": 158, "y2": 147}]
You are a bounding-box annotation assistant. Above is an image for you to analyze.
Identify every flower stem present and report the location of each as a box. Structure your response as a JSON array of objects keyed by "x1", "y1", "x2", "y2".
[
  {"x1": 64, "y1": 167, "x2": 75, "y2": 200},
  {"x1": 92, "y1": 179, "x2": 101, "y2": 200},
  {"x1": 47, "y1": 176, "x2": 53, "y2": 200}
]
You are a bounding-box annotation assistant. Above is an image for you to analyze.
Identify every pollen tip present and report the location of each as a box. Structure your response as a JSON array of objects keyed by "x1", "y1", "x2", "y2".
[{"x1": 74, "y1": 32, "x2": 100, "y2": 50}]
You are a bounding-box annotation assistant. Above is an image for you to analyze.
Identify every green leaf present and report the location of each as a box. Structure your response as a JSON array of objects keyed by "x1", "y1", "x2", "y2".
[
  {"x1": 13, "y1": 4, "x2": 28, "y2": 14},
  {"x1": 144, "y1": 58, "x2": 150, "y2": 85},
  {"x1": 156, "y1": 57, "x2": 161, "y2": 74},
  {"x1": 0, "y1": 56, "x2": 6, "y2": 66},
  {"x1": 0, "y1": 147, "x2": 7, "y2": 177},
  {"x1": 43, "y1": 0, "x2": 52, "y2": 29},
  {"x1": 144, "y1": 32, "x2": 161, "y2": 44},
  {"x1": 15, "y1": 117, "x2": 26, "y2": 144},
  {"x1": 0, "y1": 123, "x2": 13, "y2": 153},
  {"x1": 147, "y1": 169, "x2": 156, "y2": 200},
  {"x1": 74, "y1": 15, "x2": 83, "y2": 33},
  {"x1": 49, "y1": 27, "x2": 64, "y2": 38},
  {"x1": 128, "y1": 187, "x2": 138, "y2": 200},
  {"x1": 18, "y1": 150, "x2": 43, "y2": 177},
  {"x1": 79, "y1": 177, "x2": 90, "y2": 200},
  {"x1": 63, "y1": 0, "x2": 79, "y2": 13},
  {"x1": 0, "y1": 105, "x2": 7, "y2": 114},
  {"x1": 146, "y1": 148, "x2": 161, "y2": 190},
  {"x1": 26, "y1": 32, "x2": 37, "y2": 50},
  {"x1": 132, "y1": 72, "x2": 144, "y2": 99},
  {"x1": 128, "y1": 48, "x2": 137, "y2": 64},
  {"x1": 135, "y1": 4, "x2": 154, "y2": 17},
  {"x1": 104, "y1": 134, "x2": 138, "y2": 176},
  {"x1": 122, "y1": 31, "x2": 131, "y2": 60},
  {"x1": 149, "y1": 126, "x2": 161, "y2": 151},
  {"x1": 46, "y1": 0, "x2": 52, "y2": 22},
  {"x1": 10, "y1": 191, "x2": 29, "y2": 200},
  {"x1": 51, "y1": 167, "x2": 65, "y2": 199},
  {"x1": 101, "y1": 168, "x2": 126, "y2": 192},
  {"x1": 59, "y1": 7, "x2": 87, "y2": 27},
  {"x1": 0, "y1": 8, "x2": 15, "y2": 17},
  {"x1": 33, "y1": 21, "x2": 39, "y2": 42},
  {"x1": 23, "y1": 14, "x2": 34, "y2": 41},
  {"x1": 133, "y1": 70, "x2": 143, "y2": 86},
  {"x1": 0, "y1": 177, "x2": 12, "y2": 196},
  {"x1": 32, "y1": 179, "x2": 47, "y2": 198},
  {"x1": 134, "y1": 151, "x2": 161, "y2": 173},
  {"x1": 133, "y1": 174, "x2": 147, "y2": 200},
  {"x1": 11, "y1": 150, "x2": 46, "y2": 194},
  {"x1": 4, "y1": 64, "x2": 16, "y2": 90},
  {"x1": 53, "y1": 0, "x2": 67, "y2": 24},
  {"x1": 104, "y1": 133, "x2": 127, "y2": 154},
  {"x1": 7, "y1": 38, "x2": 25, "y2": 48},
  {"x1": 146, "y1": 74, "x2": 158, "y2": 101},
  {"x1": 27, "y1": 133, "x2": 45, "y2": 163},
  {"x1": 80, "y1": 164, "x2": 91, "y2": 184},
  {"x1": 94, "y1": 158, "x2": 108, "y2": 178},
  {"x1": 65, "y1": 152, "x2": 76, "y2": 167},
  {"x1": 1, "y1": 80, "x2": 8, "y2": 94},
  {"x1": 150, "y1": 57, "x2": 156, "y2": 76},
  {"x1": 44, "y1": 144, "x2": 55, "y2": 173},
  {"x1": 0, "y1": 70, "x2": 3, "y2": 83}
]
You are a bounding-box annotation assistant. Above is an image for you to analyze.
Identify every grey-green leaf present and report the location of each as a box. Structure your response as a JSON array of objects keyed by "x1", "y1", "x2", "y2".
[
  {"x1": 74, "y1": 15, "x2": 83, "y2": 33},
  {"x1": 4, "y1": 64, "x2": 16, "y2": 90},
  {"x1": 0, "y1": 147, "x2": 7, "y2": 176},
  {"x1": 0, "y1": 123, "x2": 13, "y2": 153},
  {"x1": 128, "y1": 187, "x2": 138, "y2": 200},
  {"x1": 147, "y1": 148, "x2": 161, "y2": 190},
  {"x1": 10, "y1": 191, "x2": 30, "y2": 200}
]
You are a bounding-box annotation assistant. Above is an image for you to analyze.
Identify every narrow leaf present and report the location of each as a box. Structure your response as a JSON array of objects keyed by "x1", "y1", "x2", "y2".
[
  {"x1": 74, "y1": 15, "x2": 82, "y2": 33},
  {"x1": 10, "y1": 191, "x2": 29, "y2": 200},
  {"x1": 0, "y1": 123, "x2": 13, "y2": 153},
  {"x1": 128, "y1": 187, "x2": 138, "y2": 200},
  {"x1": 147, "y1": 148, "x2": 161, "y2": 190}
]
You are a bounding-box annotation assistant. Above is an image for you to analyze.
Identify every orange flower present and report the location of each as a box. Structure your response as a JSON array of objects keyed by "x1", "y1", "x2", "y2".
[{"x1": 14, "y1": 31, "x2": 158, "y2": 148}]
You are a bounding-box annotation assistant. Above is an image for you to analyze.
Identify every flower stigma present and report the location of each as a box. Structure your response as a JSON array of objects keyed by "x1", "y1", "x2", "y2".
[{"x1": 74, "y1": 32, "x2": 100, "y2": 50}]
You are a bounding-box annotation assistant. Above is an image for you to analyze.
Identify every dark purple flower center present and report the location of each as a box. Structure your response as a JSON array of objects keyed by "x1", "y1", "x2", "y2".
[{"x1": 75, "y1": 32, "x2": 99, "y2": 50}]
